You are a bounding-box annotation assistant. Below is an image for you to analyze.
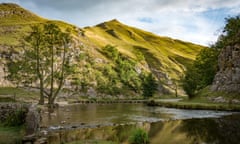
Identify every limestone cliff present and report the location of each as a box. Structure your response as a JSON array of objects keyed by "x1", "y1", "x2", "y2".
[{"x1": 211, "y1": 44, "x2": 240, "y2": 93}]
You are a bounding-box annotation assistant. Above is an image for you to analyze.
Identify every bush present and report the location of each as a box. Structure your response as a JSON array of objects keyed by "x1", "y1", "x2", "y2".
[{"x1": 129, "y1": 128, "x2": 149, "y2": 144}]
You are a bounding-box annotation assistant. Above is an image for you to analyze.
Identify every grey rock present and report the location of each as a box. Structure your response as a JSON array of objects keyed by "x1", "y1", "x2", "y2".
[
  {"x1": 25, "y1": 104, "x2": 40, "y2": 135},
  {"x1": 211, "y1": 44, "x2": 240, "y2": 93}
]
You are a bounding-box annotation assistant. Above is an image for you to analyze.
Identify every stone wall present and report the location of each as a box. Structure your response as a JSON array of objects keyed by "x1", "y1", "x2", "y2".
[
  {"x1": 0, "y1": 103, "x2": 28, "y2": 122},
  {"x1": 211, "y1": 44, "x2": 240, "y2": 93},
  {"x1": 0, "y1": 103, "x2": 40, "y2": 136}
]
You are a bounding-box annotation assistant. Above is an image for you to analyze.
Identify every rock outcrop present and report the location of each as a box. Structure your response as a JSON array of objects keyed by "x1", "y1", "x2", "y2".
[{"x1": 211, "y1": 44, "x2": 240, "y2": 93}]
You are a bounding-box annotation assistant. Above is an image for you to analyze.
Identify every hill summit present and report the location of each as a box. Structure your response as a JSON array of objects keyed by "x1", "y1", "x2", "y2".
[{"x1": 0, "y1": 3, "x2": 45, "y2": 25}]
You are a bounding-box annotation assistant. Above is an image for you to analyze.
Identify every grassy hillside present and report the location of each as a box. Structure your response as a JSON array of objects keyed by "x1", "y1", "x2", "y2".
[
  {"x1": 84, "y1": 19, "x2": 204, "y2": 82},
  {"x1": 0, "y1": 3, "x2": 205, "y2": 98}
]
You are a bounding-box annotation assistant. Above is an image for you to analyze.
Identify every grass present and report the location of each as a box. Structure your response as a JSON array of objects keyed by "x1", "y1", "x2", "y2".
[
  {"x1": 66, "y1": 140, "x2": 117, "y2": 144},
  {"x1": 0, "y1": 3, "x2": 46, "y2": 26},
  {"x1": 0, "y1": 87, "x2": 38, "y2": 102},
  {"x1": 0, "y1": 126, "x2": 24, "y2": 144},
  {"x1": 152, "y1": 91, "x2": 240, "y2": 111},
  {"x1": 84, "y1": 19, "x2": 204, "y2": 81},
  {"x1": 196, "y1": 86, "x2": 240, "y2": 101},
  {"x1": 152, "y1": 100, "x2": 240, "y2": 111}
]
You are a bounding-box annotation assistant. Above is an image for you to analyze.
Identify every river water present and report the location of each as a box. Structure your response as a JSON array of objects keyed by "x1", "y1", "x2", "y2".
[
  {"x1": 40, "y1": 103, "x2": 240, "y2": 144},
  {"x1": 41, "y1": 103, "x2": 233, "y2": 128}
]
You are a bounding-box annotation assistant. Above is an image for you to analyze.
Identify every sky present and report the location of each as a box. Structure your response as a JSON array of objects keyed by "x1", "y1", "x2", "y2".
[{"x1": 0, "y1": 0, "x2": 240, "y2": 46}]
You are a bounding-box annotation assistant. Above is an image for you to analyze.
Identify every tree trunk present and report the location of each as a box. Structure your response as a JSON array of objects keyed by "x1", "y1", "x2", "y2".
[
  {"x1": 38, "y1": 80, "x2": 45, "y2": 105},
  {"x1": 38, "y1": 95, "x2": 44, "y2": 105}
]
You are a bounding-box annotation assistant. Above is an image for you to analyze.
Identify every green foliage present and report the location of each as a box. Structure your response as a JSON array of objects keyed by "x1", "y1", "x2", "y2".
[
  {"x1": 194, "y1": 48, "x2": 219, "y2": 88},
  {"x1": 182, "y1": 67, "x2": 199, "y2": 98},
  {"x1": 213, "y1": 15, "x2": 240, "y2": 48},
  {"x1": 6, "y1": 23, "x2": 76, "y2": 105},
  {"x1": 102, "y1": 44, "x2": 119, "y2": 61},
  {"x1": 142, "y1": 73, "x2": 158, "y2": 98},
  {"x1": 100, "y1": 45, "x2": 144, "y2": 95},
  {"x1": 182, "y1": 48, "x2": 219, "y2": 98},
  {"x1": 183, "y1": 15, "x2": 240, "y2": 98},
  {"x1": 129, "y1": 128, "x2": 150, "y2": 144}
]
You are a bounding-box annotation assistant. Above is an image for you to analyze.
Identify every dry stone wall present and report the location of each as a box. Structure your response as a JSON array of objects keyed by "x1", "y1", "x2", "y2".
[{"x1": 0, "y1": 103, "x2": 28, "y2": 122}]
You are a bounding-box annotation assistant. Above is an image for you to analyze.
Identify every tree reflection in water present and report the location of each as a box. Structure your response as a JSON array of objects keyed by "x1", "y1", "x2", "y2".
[{"x1": 150, "y1": 114, "x2": 240, "y2": 144}]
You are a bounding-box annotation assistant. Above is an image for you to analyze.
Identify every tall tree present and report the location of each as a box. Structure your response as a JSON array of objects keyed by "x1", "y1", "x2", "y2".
[{"x1": 7, "y1": 23, "x2": 74, "y2": 106}]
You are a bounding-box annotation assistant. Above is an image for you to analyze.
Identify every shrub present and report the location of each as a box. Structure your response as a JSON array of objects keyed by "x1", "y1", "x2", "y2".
[{"x1": 129, "y1": 128, "x2": 149, "y2": 144}]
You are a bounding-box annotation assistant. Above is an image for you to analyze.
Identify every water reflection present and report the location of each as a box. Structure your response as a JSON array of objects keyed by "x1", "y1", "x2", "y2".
[
  {"x1": 46, "y1": 114, "x2": 240, "y2": 144},
  {"x1": 40, "y1": 103, "x2": 240, "y2": 144}
]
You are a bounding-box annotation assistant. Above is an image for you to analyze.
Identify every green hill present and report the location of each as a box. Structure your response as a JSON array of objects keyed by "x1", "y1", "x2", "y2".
[
  {"x1": 84, "y1": 19, "x2": 204, "y2": 84},
  {"x1": 0, "y1": 3, "x2": 205, "y2": 98}
]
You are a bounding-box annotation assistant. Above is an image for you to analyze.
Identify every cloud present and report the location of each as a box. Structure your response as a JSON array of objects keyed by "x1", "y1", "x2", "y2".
[{"x1": 0, "y1": 0, "x2": 239, "y2": 46}]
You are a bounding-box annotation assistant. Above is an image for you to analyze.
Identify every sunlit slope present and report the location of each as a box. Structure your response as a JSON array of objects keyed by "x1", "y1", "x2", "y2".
[
  {"x1": 84, "y1": 19, "x2": 205, "y2": 80},
  {"x1": 0, "y1": 3, "x2": 83, "y2": 48}
]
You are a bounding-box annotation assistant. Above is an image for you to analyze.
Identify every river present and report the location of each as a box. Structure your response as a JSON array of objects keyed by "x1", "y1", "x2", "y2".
[{"x1": 39, "y1": 103, "x2": 240, "y2": 144}]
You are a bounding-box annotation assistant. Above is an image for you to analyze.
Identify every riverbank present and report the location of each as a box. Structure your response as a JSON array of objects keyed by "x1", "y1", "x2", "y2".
[
  {"x1": 148, "y1": 98, "x2": 240, "y2": 111},
  {"x1": 1, "y1": 86, "x2": 240, "y2": 112}
]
